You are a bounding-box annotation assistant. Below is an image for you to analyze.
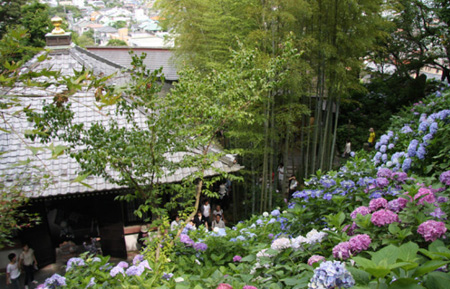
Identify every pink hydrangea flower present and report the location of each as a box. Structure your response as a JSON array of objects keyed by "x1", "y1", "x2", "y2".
[
  {"x1": 387, "y1": 198, "x2": 409, "y2": 212},
  {"x1": 332, "y1": 242, "x2": 352, "y2": 260},
  {"x1": 369, "y1": 198, "x2": 388, "y2": 212},
  {"x1": 350, "y1": 206, "x2": 371, "y2": 219},
  {"x1": 417, "y1": 220, "x2": 447, "y2": 242},
  {"x1": 307, "y1": 255, "x2": 326, "y2": 266},
  {"x1": 216, "y1": 284, "x2": 233, "y2": 289},
  {"x1": 232, "y1": 255, "x2": 242, "y2": 262},
  {"x1": 243, "y1": 286, "x2": 258, "y2": 289},
  {"x1": 349, "y1": 234, "x2": 371, "y2": 253},
  {"x1": 377, "y1": 168, "x2": 393, "y2": 178},
  {"x1": 414, "y1": 188, "x2": 436, "y2": 205},
  {"x1": 342, "y1": 222, "x2": 358, "y2": 236},
  {"x1": 371, "y1": 209, "x2": 399, "y2": 227}
]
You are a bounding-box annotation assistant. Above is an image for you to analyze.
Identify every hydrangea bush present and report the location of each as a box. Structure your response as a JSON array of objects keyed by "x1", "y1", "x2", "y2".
[{"x1": 40, "y1": 86, "x2": 450, "y2": 288}]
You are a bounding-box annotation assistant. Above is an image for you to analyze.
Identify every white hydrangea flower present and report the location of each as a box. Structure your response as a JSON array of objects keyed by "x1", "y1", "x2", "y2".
[
  {"x1": 271, "y1": 237, "x2": 291, "y2": 250},
  {"x1": 175, "y1": 277, "x2": 184, "y2": 283},
  {"x1": 263, "y1": 212, "x2": 269, "y2": 217}
]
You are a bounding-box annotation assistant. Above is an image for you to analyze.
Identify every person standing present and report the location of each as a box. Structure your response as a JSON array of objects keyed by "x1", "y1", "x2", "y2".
[
  {"x1": 343, "y1": 139, "x2": 352, "y2": 158},
  {"x1": 6, "y1": 253, "x2": 21, "y2": 289},
  {"x1": 368, "y1": 128, "x2": 376, "y2": 149},
  {"x1": 201, "y1": 200, "x2": 211, "y2": 225},
  {"x1": 20, "y1": 244, "x2": 38, "y2": 289},
  {"x1": 288, "y1": 175, "x2": 298, "y2": 201},
  {"x1": 277, "y1": 163, "x2": 284, "y2": 191}
]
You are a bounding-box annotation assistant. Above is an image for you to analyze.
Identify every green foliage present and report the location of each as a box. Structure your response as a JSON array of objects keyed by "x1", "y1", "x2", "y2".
[
  {"x1": 0, "y1": 0, "x2": 28, "y2": 39},
  {"x1": 19, "y1": 1, "x2": 52, "y2": 47},
  {"x1": 111, "y1": 20, "x2": 127, "y2": 29},
  {"x1": 107, "y1": 39, "x2": 127, "y2": 46}
]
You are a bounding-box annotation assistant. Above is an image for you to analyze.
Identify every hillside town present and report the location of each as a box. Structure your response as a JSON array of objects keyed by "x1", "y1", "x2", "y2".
[{"x1": 40, "y1": 0, "x2": 172, "y2": 47}]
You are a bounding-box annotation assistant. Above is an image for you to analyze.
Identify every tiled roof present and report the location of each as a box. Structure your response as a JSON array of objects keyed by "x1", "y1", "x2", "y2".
[
  {"x1": 1, "y1": 45, "x2": 241, "y2": 198},
  {"x1": 86, "y1": 47, "x2": 179, "y2": 81}
]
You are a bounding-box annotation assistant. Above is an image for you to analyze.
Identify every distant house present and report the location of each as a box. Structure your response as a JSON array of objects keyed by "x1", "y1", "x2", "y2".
[
  {"x1": 86, "y1": 46, "x2": 178, "y2": 81},
  {"x1": 0, "y1": 27, "x2": 241, "y2": 270}
]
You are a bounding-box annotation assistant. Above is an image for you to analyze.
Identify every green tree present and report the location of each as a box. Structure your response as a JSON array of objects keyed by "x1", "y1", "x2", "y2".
[
  {"x1": 111, "y1": 20, "x2": 127, "y2": 29},
  {"x1": 107, "y1": 39, "x2": 127, "y2": 46},
  {"x1": 19, "y1": 1, "x2": 52, "y2": 47},
  {"x1": 0, "y1": 0, "x2": 29, "y2": 39}
]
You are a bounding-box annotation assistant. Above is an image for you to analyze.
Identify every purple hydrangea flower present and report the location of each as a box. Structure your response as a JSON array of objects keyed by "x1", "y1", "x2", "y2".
[
  {"x1": 332, "y1": 242, "x2": 352, "y2": 260},
  {"x1": 369, "y1": 198, "x2": 388, "y2": 211},
  {"x1": 193, "y1": 242, "x2": 208, "y2": 251},
  {"x1": 133, "y1": 254, "x2": 144, "y2": 265},
  {"x1": 377, "y1": 168, "x2": 393, "y2": 178},
  {"x1": 391, "y1": 172, "x2": 408, "y2": 182},
  {"x1": 437, "y1": 196, "x2": 448, "y2": 203},
  {"x1": 387, "y1": 198, "x2": 409, "y2": 212},
  {"x1": 307, "y1": 255, "x2": 326, "y2": 266},
  {"x1": 308, "y1": 261, "x2": 355, "y2": 289},
  {"x1": 66, "y1": 257, "x2": 85, "y2": 271},
  {"x1": 126, "y1": 265, "x2": 144, "y2": 276},
  {"x1": 110, "y1": 265, "x2": 125, "y2": 277},
  {"x1": 430, "y1": 208, "x2": 446, "y2": 219},
  {"x1": 350, "y1": 206, "x2": 371, "y2": 219},
  {"x1": 349, "y1": 234, "x2": 371, "y2": 253},
  {"x1": 371, "y1": 209, "x2": 399, "y2": 227},
  {"x1": 44, "y1": 274, "x2": 66, "y2": 287},
  {"x1": 417, "y1": 220, "x2": 447, "y2": 242},
  {"x1": 180, "y1": 234, "x2": 194, "y2": 246},
  {"x1": 375, "y1": 177, "x2": 389, "y2": 188},
  {"x1": 117, "y1": 261, "x2": 129, "y2": 268},
  {"x1": 440, "y1": 171, "x2": 450, "y2": 185}
]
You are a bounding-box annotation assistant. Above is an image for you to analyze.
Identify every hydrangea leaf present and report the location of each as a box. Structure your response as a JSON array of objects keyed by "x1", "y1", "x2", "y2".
[{"x1": 412, "y1": 260, "x2": 449, "y2": 278}]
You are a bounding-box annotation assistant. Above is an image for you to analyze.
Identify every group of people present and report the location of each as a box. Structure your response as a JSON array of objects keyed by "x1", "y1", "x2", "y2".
[
  {"x1": 6, "y1": 244, "x2": 38, "y2": 289},
  {"x1": 169, "y1": 200, "x2": 227, "y2": 233}
]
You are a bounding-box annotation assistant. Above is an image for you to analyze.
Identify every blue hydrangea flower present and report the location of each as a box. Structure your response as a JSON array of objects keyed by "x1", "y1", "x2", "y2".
[
  {"x1": 133, "y1": 254, "x2": 144, "y2": 265},
  {"x1": 288, "y1": 202, "x2": 295, "y2": 209},
  {"x1": 401, "y1": 125, "x2": 413, "y2": 134},
  {"x1": 320, "y1": 178, "x2": 336, "y2": 188},
  {"x1": 236, "y1": 235, "x2": 246, "y2": 241},
  {"x1": 323, "y1": 193, "x2": 332, "y2": 200},
  {"x1": 268, "y1": 218, "x2": 276, "y2": 224},
  {"x1": 416, "y1": 145, "x2": 426, "y2": 160},
  {"x1": 402, "y1": 158, "x2": 412, "y2": 172},
  {"x1": 357, "y1": 177, "x2": 375, "y2": 187},
  {"x1": 407, "y1": 139, "x2": 419, "y2": 157},
  {"x1": 380, "y1": 145, "x2": 387, "y2": 153},
  {"x1": 308, "y1": 261, "x2": 355, "y2": 289},
  {"x1": 382, "y1": 154, "x2": 388, "y2": 163},
  {"x1": 66, "y1": 257, "x2": 85, "y2": 271},
  {"x1": 429, "y1": 122, "x2": 438, "y2": 134},
  {"x1": 162, "y1": 273, "x2": 174, "y2": 280},
  {"x1": 350, "y1": 151, "x2": 355, "y2": 157},
  {"x1": 229, "y1": 238, "x2": 237, "y2": 242},
  {"x1": 418, "y1": 121, "x2": 429, "y2": 134},
  {"x1": 340, "y1": 180, "x2": 355, "y2": 189},
  {"x1": 44, "y1": 274, "x2": 67, "y2": 288},
  {"x1": 388, "y1": 143, "x2": 395, "y2": 150},
  {"x1": 271, "y1": 209, "x2": 281, "y2": 217},
  {"x1": 422, "y1": 133, "x2": 433, "y2": 146},
  {"x1": 86, "y1": 277, "x2": 95, "y2": 288}
]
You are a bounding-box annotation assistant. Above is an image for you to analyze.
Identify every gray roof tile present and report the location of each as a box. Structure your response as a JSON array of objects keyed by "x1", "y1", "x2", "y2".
[{"x1": 1, "y1": 45, "x2": 242, "y2": 198}]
